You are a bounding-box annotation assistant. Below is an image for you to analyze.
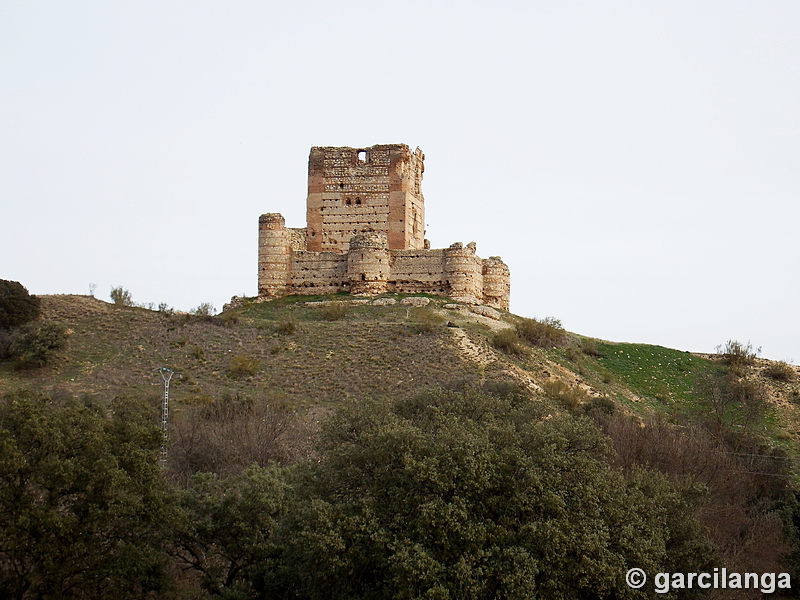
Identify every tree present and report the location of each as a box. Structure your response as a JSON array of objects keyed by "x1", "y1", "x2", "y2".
[
  {"x1": 272, "y1": 386, "x2": 715, "y2": 599},
  {"x1": 172, "y1": 465, "x2": 288, "y2": 598},
  {"x1": 0, "y1": 280, "x2": 40, "y2": 330},
  {"x1": 0, "y1": 391, "x2": 174, "y2": 599},
  {"x1": 8, "y1": 321, "x2": 68, "y2": 368},
  {"x1": 695, "y1": 369, "x2": 767, "y2": 448}
]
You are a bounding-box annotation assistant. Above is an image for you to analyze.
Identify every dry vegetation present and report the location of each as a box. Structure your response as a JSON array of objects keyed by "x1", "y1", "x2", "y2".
[
  {"x1": 0, "y1": 295, "x2": 483, "y2": 407},
  {"x1": 3, "y1": 294, "x2": 800, "y2": 599}
]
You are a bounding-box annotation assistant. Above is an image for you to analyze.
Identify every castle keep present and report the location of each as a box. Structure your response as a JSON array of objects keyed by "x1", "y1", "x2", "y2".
[{"x1": 258, "y1": 144, "x2": 510, "y2": 310}]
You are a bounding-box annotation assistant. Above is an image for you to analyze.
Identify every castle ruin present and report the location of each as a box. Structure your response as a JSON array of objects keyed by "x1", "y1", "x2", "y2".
[{"x1": 258, "y1": 144, "x2": 510, "y2": 310}]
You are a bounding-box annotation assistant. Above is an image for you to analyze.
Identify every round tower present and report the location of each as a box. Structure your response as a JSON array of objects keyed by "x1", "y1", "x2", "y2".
[
  {"x1": 444, "y1": 242, "x2": 483, "y2": 304},
  {"x1": 482, "y1": 256, "x2": 510, "y2": 310},
  {"x1": 347, "y1": 232, "x2": 390, "y2": 295},
  {"x1": 258, "y1": 213, "x2": 292, "y2": 298}
]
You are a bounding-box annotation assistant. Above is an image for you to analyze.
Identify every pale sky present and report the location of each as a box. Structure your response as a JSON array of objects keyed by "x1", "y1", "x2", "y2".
[{"x1": 1, "y1": 1, "x2": 798, "y2": 360}]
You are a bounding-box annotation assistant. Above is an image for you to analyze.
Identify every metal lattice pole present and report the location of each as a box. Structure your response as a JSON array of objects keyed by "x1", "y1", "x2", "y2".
[{"x1": 158, "y1": 367, "x2": 174, "y2": 467}]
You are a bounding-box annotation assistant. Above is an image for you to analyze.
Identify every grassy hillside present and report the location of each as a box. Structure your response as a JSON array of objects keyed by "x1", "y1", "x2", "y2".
[
  {"x1": 4, "y1": 292, "x2": 800, "y2": 598},
  {"x1": 3, "y1": 293, "x2": 799, "y2": 459}
]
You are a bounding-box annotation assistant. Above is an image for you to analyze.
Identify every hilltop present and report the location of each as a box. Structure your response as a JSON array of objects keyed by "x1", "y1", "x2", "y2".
[{"x1": 3, "y1": 293, "x2": 799, "y2": 452}]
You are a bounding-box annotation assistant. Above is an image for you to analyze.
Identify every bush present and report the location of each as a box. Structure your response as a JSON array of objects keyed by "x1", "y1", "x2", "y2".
[
  {"x1": 110, "y1": 286, "x2": 134, "y2": 307},
  {"x1": 411, "y1": 309, "x2": 445, "y2": 334},
  {"x1": 716, "y1": 339, "x2": 759, "y2": 367},
  {"x1": 215, "y1": 311, "x2": 239, "y2": 327},
  {"x1": 516, "y1": 316, "x2": 566, "y2": 348},
  {"x1": 192, "y1": 302, "x2": 216, "y2": 316},
  {"x1": 319, "y1": 302, "x2": 348, "y2": 321},
  {"x1": 696, "y1": 370, "x2": 767, "y2": 440},
  {"x1": 276, "y1": 316, "x2": 298, "y2": 335},
  {"x1": 9, "y1": 321, "x2": 69, "y2": 368},
  {"x1": 581, "y1": 338, "x2": 602, "y2": 357},
  {"x1": 540, "y1": 379, "x2": 590, "y2": 410},
  {"x1": 168, "y1": 393, "x2": 301, "y2": 481},
  {"x1": 228, "y1": 355, "x2": 259, "y2": 377},
  {"x1": 0, "y1": 280, "x2": 40, "y2": 329},
  {"x1": 583, "y1": 395, "x2": 616, "y2": 416},
  {"x1": 491, "y1": 328, "x2": 527, "y2": 356},
  {"x1": 762, "y1": 360, "x2": 796, "y2": 382}
]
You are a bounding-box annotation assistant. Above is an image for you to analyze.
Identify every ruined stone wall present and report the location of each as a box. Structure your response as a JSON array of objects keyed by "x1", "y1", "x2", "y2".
[
  {"x1": 348, "y1": 232, "x2": 391, "y2": 295},
  {"x1": 258, "y1": 210, "x2": 510, "y2": 309},
  {"x1": 258, "y1": 214, "x2": 291, "y2": 298},
  {"x1": 306, "y1": 145, "x2": 425, "y2": 253},
  {"x1": 287, "y1": 228, "x2": 307, "y2": 252},
  {"x1": 289, "y1": 252, "x2": 348, "y2": 295},
  {"x1": 482, "y1": 257, "x2": 511, "y2": 309},
  {"x1": 389, "y1": 250, "x2": 448, "y2": 294},
  {"x1": 443, "y1": 242, "x2": 485, "y2": 305}
]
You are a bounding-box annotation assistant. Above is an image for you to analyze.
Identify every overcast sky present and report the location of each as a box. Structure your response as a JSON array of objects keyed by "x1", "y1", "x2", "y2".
[{"x1": 1, "y1": 1, "x2": 798, "y2": 360}]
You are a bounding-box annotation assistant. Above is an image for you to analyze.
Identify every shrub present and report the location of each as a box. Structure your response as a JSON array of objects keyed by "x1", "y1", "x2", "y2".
[
  {"x1": 190, "y1": 345, "x2": 205, "y2": 360},
  {"x1": 216, "y1": 311, "x2": 239, "y2": 327},
  {"x1": 716, "y1": 339, "x2": 759, "y2": 367},
  {"x1": 0, "y1": 330, "x2": 12, "y2": 359},
  {"x1": 276, "y1": 316, "x2": 298, "y2": 335},
  {"x1": 168, "y1": 393, "x2": 301, "y2": 481},
  {"x1": 695, "y1": 370, "x2": 767, "y2": 440},
  {"x1": 9, "y1": 321, "x2": 68, "y2": 368},
  {"x1": 0, "y1": 280, "x2": 41, "y2": 329},
  {"x1": 762, "y1": 360, "x2": 796, "y2": 382},
  {"x1": 583, "y1": 395, "x2": 616, "y2": 416},
  {"x1": 192, "y1": 302, "x2": 216, "y2": 317},
  {"x1": 170, "y1": 335, "x2": 189, "y2": 349},
  {"x1": 411, "y1": 310, "x2": 445, "y2": 334},
  {"x1": 540, "y1": 378, "x2": 590, "y2": 410},
  {"x1": 491, "y1": 329, "x2": 527, "y2": 356},
  {"x1": 319, "y1": 302, "x2": 348, "y2": 321},
  {"x1": 581, "y1": 338, "x2": 602, "y2": 357},
  {"x1": 110, "y1": 286, "x2": 134, "y2": 307},
  {"x1": 228, "y1": 355, "x2": 259, "y2": 377},
  {"x1": 516, "y1": 316, "x2": 566, "y2": 348}
]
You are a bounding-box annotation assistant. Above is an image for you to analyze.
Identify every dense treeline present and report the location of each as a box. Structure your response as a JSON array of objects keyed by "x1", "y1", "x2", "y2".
[{"x1": 0, "y1": 382, "x2": 797, "y2": 599}]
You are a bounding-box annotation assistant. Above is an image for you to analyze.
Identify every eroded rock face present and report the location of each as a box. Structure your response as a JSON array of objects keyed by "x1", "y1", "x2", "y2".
[
  {"x1": 372, "y1": 298, "x2": 397, "y2": 306},
  {"x1": 257, "y1": 145, "x2": 511, "y2": 310},
  {"x1": 400, "y1": 297, "x2": 430, "y2": 307},
  {"x1": 471, "y1": 305, "x2": 502, "y2": 320}
]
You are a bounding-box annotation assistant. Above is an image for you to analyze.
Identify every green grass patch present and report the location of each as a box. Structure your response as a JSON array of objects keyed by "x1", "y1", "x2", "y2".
[{"x1": 584, "y1": 342, "x2": 718, "y2": 404}]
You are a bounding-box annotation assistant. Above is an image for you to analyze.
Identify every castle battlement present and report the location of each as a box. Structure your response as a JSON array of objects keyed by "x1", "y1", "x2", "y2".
[{"x1": 257, "y1": 144, "x2": 510, "y2": 310}]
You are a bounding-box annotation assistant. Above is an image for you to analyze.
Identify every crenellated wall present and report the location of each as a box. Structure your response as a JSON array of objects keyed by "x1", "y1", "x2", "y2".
[{"x1": 257, "y1": 145, "x2": 510, "y2": 310}]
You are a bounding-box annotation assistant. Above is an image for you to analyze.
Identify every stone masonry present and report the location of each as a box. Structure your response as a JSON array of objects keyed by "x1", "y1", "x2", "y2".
[{"x1": 258, "y1": 144, "x2": 510, "y2": 310}]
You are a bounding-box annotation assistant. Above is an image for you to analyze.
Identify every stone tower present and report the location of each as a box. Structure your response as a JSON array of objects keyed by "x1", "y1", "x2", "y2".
[{"x1": 305, "y1": 144, "x2": 425, "y2": 253}]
